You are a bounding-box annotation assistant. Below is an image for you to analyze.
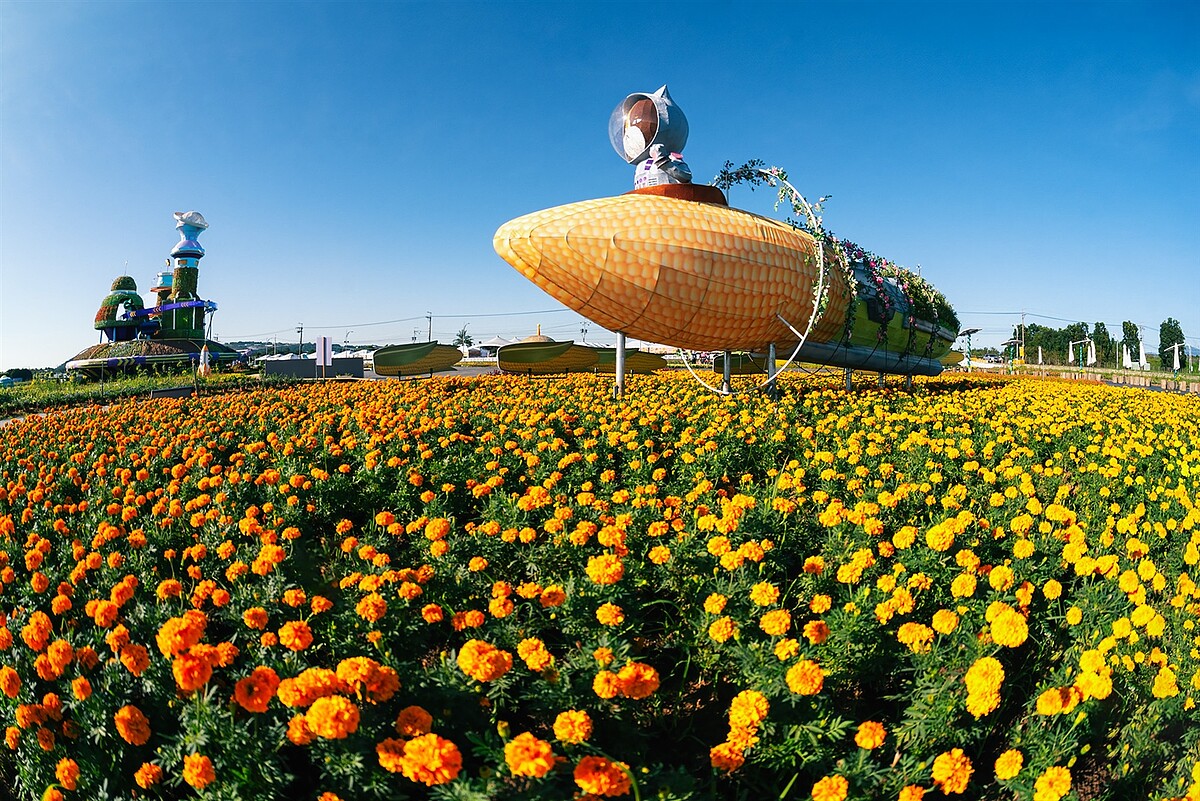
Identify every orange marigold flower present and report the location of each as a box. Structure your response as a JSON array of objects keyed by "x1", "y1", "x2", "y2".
[
  {"x1": 759, "y1": 609, "x2": 791, "y2": 636},
  {"x1": 553, "y1": 710, "x2": 592, "y2": 744},
  {"x1": 456, "y1": 639, "x2": 513, "y2": 682},
  {"x1": 155, "y1": 610, "x2": 207, "y2": 658},
  {"x1": 356, "y1": 593, "x2": 387, "y2": 622},
  {"x1": 0, "y1": 667, "x2": 19, "y2": 698},
  {"x1": 593, "y1": 670, "x2": 621, "y2": 699},
  {"x1": 854, "y1": 721, "x2": 886, "y2": 750},
  {"x1": 134, "y1": 762, "x2": 163, "y2": 789},
  {"x1": 279, "y1": 620, "x2": 314, "y2": 651},
  {"x1": 115, "y1": 705, "x2": 151, "y2": 745},
  {"x1": 596, "y1": 603, "x2": 625, "y2": 626},
  {"x1": 287, "y1": 714, "x2": 315, "y2": 745},
  {"x1": 71, "y1": 677, "x2": 92, "y2": 701},
  {"x1": 728, "y1": 690, "x2": 769, "y2": 730},
  {"x1": 234, "y1": 666, "x2": 281, "y2": 713},
  {"x1": 305, "y1": 695, "x2": 361, "y2": 739},
  {"x1": 381, "y1": 732, "x2": 462, "y2": 785},
  {"x1": 710, "y1": 740, "x2": 746, "y2": 772},
  {"x1": 120, "y1": 643, "x2": 150, "y2": 677},
  {"x1": 931, "y1": 748, "x2": 973, "y2": 795},
  {"x1": 811, "y1": 774, "x2": 849, "y2": 801},
  {"x1": 708, "y1": 616, "x2": 738, "y2": 643},
  {"x1": 172, "y1": 650, "x2": 213, "y2": 692},
  {"x1": 539, "y1": 585, "x2": 567, "y2": 607},
  {"x1": 55, "y1": 757, "x2": 80, "y2": 790},
  {"x1": 786, "y1": 660, "x2": 824, "y2": 695},
  {"x1": 183, "y1": 753, "x2": 215, "y2": 790},
  {"x1": 421, "y1": 603, "x2": 444, "y2": 623},
  {"x1": 574, "y1": 755, "x2": 631, "y2": 797},
  {"x1": 504, "y1": 731, "x2": 556, "y2": 778},
  {"x1": 395, "y1": 705, "x2": 433, "y2": 737},
  {"x1": 617, "y1": 662, "x2": 660, "y2": 699},
  {"x1": 749, "y1": 582, "x2": 780, "y2": 607},
  {"x1": 803, "y1": 619, "x2": 829, "y2": 645}
]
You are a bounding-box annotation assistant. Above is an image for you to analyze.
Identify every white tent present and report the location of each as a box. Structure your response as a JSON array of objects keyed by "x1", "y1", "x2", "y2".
[
  {"x1": 1086, "y1": 340, "x2": 1096, "y2": 367},
  {"x1": 1122, "y1": 345, "x2": 1132, "y2": 369},
  {"x1": 1037, "y1": 346, "x2": 1043, "y2": 365},
  {"x1": 1138, "y1": 338, "x2": 1148, "y2": 370},
  {"x1": 1067, "y1": 342, "x2": 1074, "y2": 364}
]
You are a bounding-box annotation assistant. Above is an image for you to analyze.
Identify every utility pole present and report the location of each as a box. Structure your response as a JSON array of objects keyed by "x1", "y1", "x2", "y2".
[
  {"x1": 296, "y1": 324, "x2": 303, "y2": 356},
  {"x1": 426, "y1": 312, "x2": 432, "y2": 343}
]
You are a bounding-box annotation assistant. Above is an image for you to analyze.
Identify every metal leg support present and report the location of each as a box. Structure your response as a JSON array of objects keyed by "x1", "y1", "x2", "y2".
[
  {"x1": 722, "y1": 350, "x2": 733, "y2": 394},
  {"x1": 614, "y1": 332, "x2": 626, "y2": 398},
  {"x1": 766, "y1": 343, "x2": 777, "y2": 399}
]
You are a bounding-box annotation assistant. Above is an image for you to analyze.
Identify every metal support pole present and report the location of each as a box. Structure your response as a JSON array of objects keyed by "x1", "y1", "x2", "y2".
[
  {"x1": 722, "y1": 350, "x2": 733, "y2": 394},
  {"x1": 614, "y1": 332, "x2": 627, "y2": 398},
  {"x1": 878, "y1": 372, "x2": 885, "y2": 387},
  {"x1": 905, "y1": 374, "x2": 914, "y2": 391},
  {"x1": 766, "y1": 343, "x2": 778, "y2": 398},
  {"x1": 844, "y1": 367, "x2": 853, "y2": 392}
]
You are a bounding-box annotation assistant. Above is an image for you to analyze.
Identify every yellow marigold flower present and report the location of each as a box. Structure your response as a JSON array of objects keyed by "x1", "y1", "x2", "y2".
[
  {"x1": 709, "y1": 616, "x2": 738, "y2": 643},
  {"x1": 989, "y1": 565, "x2": 1015, "y2": 591},
  {"x1": 810, "y1": 594, "x2": 832, "y2": 613},
  {"x1": 897, "y1": 622, "x2": 934, "y2": 653},
  {"x1": 183, "y1": 753, "x2": 215, "y2": 790},
  {"x1": 585, "y1": 554, "x2": 625, "y2": 585},
  {"x1": 854, "y1": 721, "x2": 886, "y2": 749},
  {"x1": 898, "y1": 786, "x2": 925, "y2": 801},
  {"x1": 931, "y1": 748, "x2": 973, "y2": 794},
  {"x1": 950, "y1": 573, "x2": 976, "y2": 598},
  {"x1": 811, "y1": 774, "x2": 849, "y2": 801},
  {"x1": 774, "y1": 638, "x2": 800, "y2": 661},
  {"x1": 964, "y1": 656, "x2": 1004, "y2": 718},
  {"x1": 648, "y1": 545, "x2": 671, "y2": 564},
  {"x1": 1033, "y1": 766, "x2": 1071, "y2": 801},
  {"x1": 553, "y1": 709, "x2": 593, "y2": 744},
  {"x1": 990, "y1": 607, "x2": 1028, "y2": 648},
  {"x1": 704, "y1": 593, "x2": 728, "y2": 614},
  {"x1": 786, "y1": 659, "x2": 824, "y2": 695},
  {"x1": 457, "y1": 640, "x2": 513, "y2": 682},
  {"x1": 729, "y1": 690, "x2": 769, "y2": 730},
  {"x1": 759, "y1": 609, "x2": 791, "y2": 636},
  {"x1": 994, "y1": 748, "x2": 1023, "y2": 780},
  {"x1": 574, "y1": 755, "x2": 631, "y2": 797},
  {"x1": 1065, "y1": 606, "x2": 1082, "y2": 625},
  {"x1": 593, "y1": 647, "x2": 614, "y2": 666},
  {"x1": 504, "y1": 731, "x2": 556, "y2": 778},
  {"x1": 1153, "y1": 666, "x2": 1180, "y2": 698},
  {"x1": 932, "y1": 609, "x2": 959, "y2": 634},
  {"x1": 749, "y1": 582, "x2": 780, "y2": 606},
  {"x1": 596, "y1": 603, "x2": 625, "y2": 626},
  {"x1": 803, "y1": 556, "x2": 826, "y2": 574}
]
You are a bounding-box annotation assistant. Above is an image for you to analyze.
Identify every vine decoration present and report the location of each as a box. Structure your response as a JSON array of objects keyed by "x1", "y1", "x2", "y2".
[{"x1": 713, "y1": 160, "x2": 960, "y2": 347}]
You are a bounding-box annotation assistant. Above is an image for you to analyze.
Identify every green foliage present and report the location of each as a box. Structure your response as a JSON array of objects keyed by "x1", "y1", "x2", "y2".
[{"x1": 1158, "y1": 317, "x2": 1185, "y2": 369}]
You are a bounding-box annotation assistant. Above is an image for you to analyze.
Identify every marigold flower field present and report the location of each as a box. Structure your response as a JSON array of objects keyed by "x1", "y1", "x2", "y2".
[{"x1": 2, "y1": 373, "x2": 1200, "y2": 800}]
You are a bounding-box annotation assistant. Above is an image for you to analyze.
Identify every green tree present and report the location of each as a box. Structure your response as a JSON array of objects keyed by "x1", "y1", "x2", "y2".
[
  {"x1": 1159, "y1": 317, "x2": 1185, "y2": 370},
  {"x1": 1092, "y1": 323, "x2": 1115, "y2": 367},
  {"x1": 452, "y1": 326, "x2": 474, "y2": 349},
  {"x1": 1122, "y1": 321, "x2": 1140, "y2": 364}
]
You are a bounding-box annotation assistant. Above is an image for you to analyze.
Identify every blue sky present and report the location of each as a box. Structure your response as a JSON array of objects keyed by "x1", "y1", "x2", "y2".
[{"x1": 2, "y1": 1, "x2": 1197, "y2": 369}]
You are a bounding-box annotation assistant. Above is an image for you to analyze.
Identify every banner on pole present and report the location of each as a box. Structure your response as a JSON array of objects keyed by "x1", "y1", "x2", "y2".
[{"x1": 317, "y1": 336, "x2": 333, "y2": 368}]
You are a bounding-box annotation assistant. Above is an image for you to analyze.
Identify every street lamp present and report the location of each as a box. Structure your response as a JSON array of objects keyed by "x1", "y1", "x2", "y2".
[{"x1": 958, "y1": 328, "x2": 981, "y2": 370}]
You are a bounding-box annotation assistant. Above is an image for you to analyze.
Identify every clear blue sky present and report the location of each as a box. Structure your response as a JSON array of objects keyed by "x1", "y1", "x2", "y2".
[{"x1": 2, "y1": 1, "x2": 1197, "y2": 369}]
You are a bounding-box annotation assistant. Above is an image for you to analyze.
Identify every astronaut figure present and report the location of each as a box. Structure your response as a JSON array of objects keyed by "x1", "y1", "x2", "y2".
[
  {"x1": 609, "y1": 85, "x2": 693, "y2": 189},
  {"x1": 635, "y1": 144, "x2": 693, "y2": 189}
]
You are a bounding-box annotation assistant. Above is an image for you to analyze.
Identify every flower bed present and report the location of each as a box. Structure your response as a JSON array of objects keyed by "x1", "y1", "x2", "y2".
[{"x1": 0, "y1": 373, "x2": 1198, "y2": 800}]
